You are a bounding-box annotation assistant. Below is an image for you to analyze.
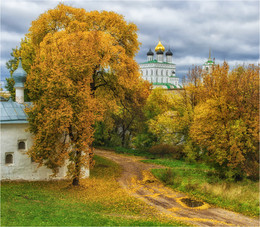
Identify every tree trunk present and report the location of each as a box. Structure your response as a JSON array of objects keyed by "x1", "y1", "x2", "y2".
[
  {"x1": 72, "y1": 150, "x2": 81, "y2": 186},
  {"x1": 121, "y1": 125, "x2": 126, "y2": 147},
  {"x1": 72, "y1": 177, "x2": 79, "y2": 186}
]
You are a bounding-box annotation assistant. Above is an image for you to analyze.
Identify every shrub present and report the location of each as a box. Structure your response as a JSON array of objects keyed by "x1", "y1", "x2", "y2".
[
  {"x1": 132, "y1": 132, "x2": 157, "y2": 152},
  {"x1": 149, "y1": 144, "x2": 185, "y2": 159},
  {"x1": 160, "y1": 168, "x2": 175, "y2": 185}
]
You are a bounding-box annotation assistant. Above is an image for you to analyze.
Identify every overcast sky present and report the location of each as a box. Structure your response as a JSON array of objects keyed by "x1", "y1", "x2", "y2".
[{"x1": 1, "y1": 0, "x2": 259, "y2": 82}]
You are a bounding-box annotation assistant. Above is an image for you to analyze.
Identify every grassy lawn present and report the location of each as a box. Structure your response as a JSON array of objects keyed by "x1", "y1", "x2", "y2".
[
  {"x1": 1, "y1": 155, "x2": 185, "y2": 226},
  {"x1": 143, "y1": 158, "x2": 259, "y2": 218}
]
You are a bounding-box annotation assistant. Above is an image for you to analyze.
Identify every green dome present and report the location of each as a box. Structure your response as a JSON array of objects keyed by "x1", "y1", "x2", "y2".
[{"x1": 13, "y1": 57, "x2": 27, "y2": 88}]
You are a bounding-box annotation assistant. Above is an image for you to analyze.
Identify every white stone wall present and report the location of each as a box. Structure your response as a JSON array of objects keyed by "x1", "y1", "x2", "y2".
[
  {"x1": 15, "y1": 87, "x2": 24, "y2": 104},
  {"x1": 0, "y1": 123, "x2": 89, "y2": 180},
  {"x1": 166, "y1": 55, "x2": 172, "y2": 63},
  {"x1": 140, "y1": 62, "x2": 178, "y2": 86}
]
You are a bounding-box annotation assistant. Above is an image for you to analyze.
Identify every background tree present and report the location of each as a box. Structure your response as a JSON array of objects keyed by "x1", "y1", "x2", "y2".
[
  {"x1": 139, "y1": 68, "x2": 203, "y2": 160},
  {"x1": 21, "y1": 4, "x2": 144, "y2": 185},
  {"x1": 190, "y1": 63, "x2": 259, "y2": 179},
  {"x1": 94, "y1": 79, "x2": 150, "y2": 148},
  {"x1": 133, "y1": 88, "x2": 174, "y2": 151},
  {"x1": 108, "y1": 80, "x2": 150, "y2": 147}
]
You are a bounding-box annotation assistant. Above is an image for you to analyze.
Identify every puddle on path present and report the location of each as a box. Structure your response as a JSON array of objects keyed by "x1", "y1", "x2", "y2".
[{"x1": 180, "y1": 198, "x2": 204, "y2": 208}]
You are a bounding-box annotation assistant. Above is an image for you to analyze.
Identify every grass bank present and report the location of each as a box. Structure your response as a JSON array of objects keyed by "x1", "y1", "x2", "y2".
[
  {"x1": 1, "y1": 155, "x2": 185, "y2": 226},
  {"x1": 143, "y1": 158, "x2": 259, "y2": 218}
]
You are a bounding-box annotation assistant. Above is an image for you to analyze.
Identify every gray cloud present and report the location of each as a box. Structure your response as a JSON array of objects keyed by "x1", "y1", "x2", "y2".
[{"x1": 1, "y1": 0, "x2": 259, "y2": 82}]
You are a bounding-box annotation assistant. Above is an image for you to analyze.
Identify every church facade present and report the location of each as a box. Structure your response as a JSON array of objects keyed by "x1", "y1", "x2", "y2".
[{"x1": 139, "y1": 41, "x2": 182, "y2": 89}]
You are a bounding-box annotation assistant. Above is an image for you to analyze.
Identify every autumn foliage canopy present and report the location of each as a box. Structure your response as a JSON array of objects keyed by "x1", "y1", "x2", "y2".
[
  {"x1": 14, "y1": 4, "x2": 150, "y2": 185},
  {"x1": 190, "y1": 63, "x2": 259, "y2": 179}
]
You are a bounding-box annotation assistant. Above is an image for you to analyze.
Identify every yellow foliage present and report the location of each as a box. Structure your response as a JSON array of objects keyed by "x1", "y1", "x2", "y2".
[
  {"x1": 190, "y1": 63, "x2": 259, "y2": 177},
  {"x1": 23, "y1": 3, "x2": 144, "y2": 184}
]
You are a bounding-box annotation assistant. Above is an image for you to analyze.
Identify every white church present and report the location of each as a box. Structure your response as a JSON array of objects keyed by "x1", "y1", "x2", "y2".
[
  {"x1": 0, "y1": 58, "x2": 76, "y2": 181},
  {"x1": 139, "y1": 41, "x2": 182, "y2": 89}
]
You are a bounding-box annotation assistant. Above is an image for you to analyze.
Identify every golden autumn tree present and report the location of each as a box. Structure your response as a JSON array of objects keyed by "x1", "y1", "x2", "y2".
[
  {"x1": 190, "y1": 63, "x2": 259, "y2": 179},
  {"x1": 23, "y1": 4, "x2": 144, "y2": 185}
]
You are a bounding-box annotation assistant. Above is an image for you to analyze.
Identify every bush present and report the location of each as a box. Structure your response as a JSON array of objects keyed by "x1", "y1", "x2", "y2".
[
  {"x1": 132, "y1": 132, "x2": 157, "y2": 152},
  {"x1": 93, "y1": 121, "x2": 121, "y2": 147},
  {"x1": 160, "y1": 168, "x2": 175, "y2": 185},
  {"x1": 149, "y1": 144, "x2": 185, "y2": 159}
]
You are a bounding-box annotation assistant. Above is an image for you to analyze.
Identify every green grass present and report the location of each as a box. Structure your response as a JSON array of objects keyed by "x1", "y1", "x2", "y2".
[
  {"x1": 96, "y1": 146, "x2": 155, "y2": 158},
  {"x1": 142, "y1": 158, "x2": 212, "y2": 170},
  {"x1": 1, "y1": 155, "x2": 185, "y2": 226},
  {"x1": 144, "y1": 158, "x2": 259, "y2": 218}
]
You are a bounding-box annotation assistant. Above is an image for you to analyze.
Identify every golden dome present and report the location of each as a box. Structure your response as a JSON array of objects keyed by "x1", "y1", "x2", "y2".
[{"x1": 155, "y1": 40, "x2": 165, "y2": 52}]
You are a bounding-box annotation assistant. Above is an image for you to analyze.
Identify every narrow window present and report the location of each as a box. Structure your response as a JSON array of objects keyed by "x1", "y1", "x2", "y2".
[
  {"x1": 5, "y1": 153, "x2": 13, "y2": 164},
  {"x1": 18, "y1": 141, "x2": 26, "y2": 150}
]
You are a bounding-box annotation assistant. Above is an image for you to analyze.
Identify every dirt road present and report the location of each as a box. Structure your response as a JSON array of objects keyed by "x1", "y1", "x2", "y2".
[{"x1": 95, "y1": 149, "x2": 259, "y2": 226}]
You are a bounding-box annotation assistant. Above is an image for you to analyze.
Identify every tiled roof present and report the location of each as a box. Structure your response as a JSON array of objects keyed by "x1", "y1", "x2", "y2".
[
  {"x1": 0, "y1": 99, "x2": 31, "y2": 124},
  {"x1": 152, "y1": 83, "x2": 183, "y2": 89}
]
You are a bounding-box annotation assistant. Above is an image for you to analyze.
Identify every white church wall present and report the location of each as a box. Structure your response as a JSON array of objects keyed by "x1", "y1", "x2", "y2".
[{"x1": 0, "y1": 123, "x2": 74, "y2": 181}]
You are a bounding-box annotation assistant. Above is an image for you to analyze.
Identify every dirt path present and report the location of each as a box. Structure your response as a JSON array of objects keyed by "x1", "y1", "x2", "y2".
[{"x1": 95, "y1": 149, "x2": 259, "y2": 226}]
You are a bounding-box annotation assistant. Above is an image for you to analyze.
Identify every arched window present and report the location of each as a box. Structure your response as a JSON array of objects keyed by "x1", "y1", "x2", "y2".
[
  {"x1": 5, "y1": 153, "x2": 13, "y2": 164},
  {"x1": 156, "y1": 69, "x2": 158, "y2": 76},
  {"x1": 18, "y1": 141, "x2": 25, "y2": 150},
  {"x1": 151, "y1": 69, "x2": 153, "y2": 76}
]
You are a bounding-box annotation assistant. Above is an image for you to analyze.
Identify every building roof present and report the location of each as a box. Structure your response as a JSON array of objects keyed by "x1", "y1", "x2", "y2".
[
  {"x1": 147, "y1": 48, "x2": 154, "y2": 56},
  {"x1": 166, "y1": 49, "x2": 173, "y2": 56},
  {"x1": 13, "y1": 57, "x2": 27, "y2": 88},
  {"x1": 152, "y1": 83, "x2": 183, "y2": 89},
  {"x1": 155, "y1": 40, "x2": 165, "y2": 52},
  {"x1": 0, "y1": 98, "x2": 31, "y2": 124},
  {"x1": 156, "y1": 49, "x2": 164, "y2": 55},
  {"x1": 153, "y1": 83, "x2": 173, "y2": 89}
]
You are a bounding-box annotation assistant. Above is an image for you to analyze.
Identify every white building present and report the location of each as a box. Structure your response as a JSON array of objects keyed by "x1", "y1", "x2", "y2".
[
  {"x1": 202, "y1": 49, "x2": 215, "y2": 74},
  {"x1": 0, "y1": 58, "x2": 87, "y2": 181},
  {"x1": 140, "y1": 41, "x2": 182, "y2": 89}
]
